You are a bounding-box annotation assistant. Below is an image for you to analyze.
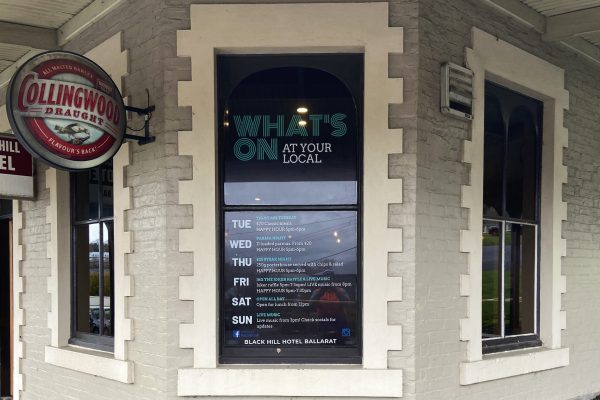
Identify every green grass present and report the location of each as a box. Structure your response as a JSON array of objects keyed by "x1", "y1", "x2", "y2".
[
  {"x1": 482, "y1": 232, "x2": 512, "y2": 246},
  {"x1": 482, "y1": 269, "x2": 499, "y2": 333},
  {"x1": 89, "y1": 271, "x2": 111, "y2": 296},
  {"x1": 482, "y1": 269, "x2": 498, "y2": 299},
  {"x1": 482, "y1": 234, "x2": 499, "y2": 246}
]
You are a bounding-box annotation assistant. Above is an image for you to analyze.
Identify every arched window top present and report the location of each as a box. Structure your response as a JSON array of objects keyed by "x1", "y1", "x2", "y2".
[
  {"x1": 227, "y1": 66, "x2": 356, "y2": 102},
  {"x1": 218, "y1": 54, "x2": 363, "y2": 364},
  {"x1": 220, "y1": 58, "x2": 361, "y2": 206}
]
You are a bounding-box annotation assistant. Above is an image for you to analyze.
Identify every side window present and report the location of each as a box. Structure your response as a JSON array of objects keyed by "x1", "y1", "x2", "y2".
[
  {"x1": 70, "y1": 160, "x2": 114, "y2": 351},
  {"x1": 218, "y1": 55, "x2": 363, "y2": 363},
  {"x1": 482, "y1": 82, "x2": 542, "y2": 353}
]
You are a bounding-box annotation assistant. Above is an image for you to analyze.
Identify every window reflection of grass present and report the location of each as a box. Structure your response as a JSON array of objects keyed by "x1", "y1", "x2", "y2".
[
  {"x1": 482, "y1": 232, "x2": 512, "y2": 246},
  {"x1": 89, "y1": 272, "x2": 111, "y2": 296},
  {"x1": 483, "y1": 267, "x2": 515, "y2": 334},
  {"x1": 482, "y1": 269, "x2": 499, "y2": 334},
  {"x1": 482, "y1": 233, "x2": 499, "y2": 246}
]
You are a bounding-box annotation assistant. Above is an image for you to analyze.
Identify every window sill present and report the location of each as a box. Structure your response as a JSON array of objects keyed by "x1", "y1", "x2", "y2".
[
  {"x1": 178, "y1": 367, "x2": 402, "y2": 397},
  {"x1": 45, "y1": 345, "x2": 133, "y2": 383},
  {"x1": 460, "y1": 347, "x2": 569, "y2": 385}
]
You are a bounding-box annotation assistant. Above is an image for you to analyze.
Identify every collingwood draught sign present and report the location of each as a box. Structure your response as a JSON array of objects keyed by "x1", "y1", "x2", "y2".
[{"x1": 5, "y1": 51, "x2": 126, "y2": 170}]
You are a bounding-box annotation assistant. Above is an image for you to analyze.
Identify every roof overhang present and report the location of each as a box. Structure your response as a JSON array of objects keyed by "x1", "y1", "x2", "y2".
[
  {"x1": 0, "y1": 0, "x2": 123, "y2": 89},
  {"x1": 484, "y1": 0, "x2": 600, "y2": 65}
]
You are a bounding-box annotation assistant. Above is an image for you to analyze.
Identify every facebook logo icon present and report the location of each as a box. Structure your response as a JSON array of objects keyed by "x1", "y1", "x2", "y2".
[
  {"x1": 233, "y1": 330, "x2": 241, "y2": 338},
  {"x1": 342, "y1": 328, "x2": 351, "y2": 337}
]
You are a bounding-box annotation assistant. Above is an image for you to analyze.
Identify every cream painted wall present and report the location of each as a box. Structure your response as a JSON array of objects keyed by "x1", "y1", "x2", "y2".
[
  {"x1": 0, "y1": 105, "x2": 9, "y2": 132},
  {"x1": 42, "y1": 32, "x2": 134, "y2": 384},
  {"x1": 177, "y1": 2, "x2": 405, "y2": 397},
  {"x1": 459, "y1": 28, "x2": 569, "y2": 384}
]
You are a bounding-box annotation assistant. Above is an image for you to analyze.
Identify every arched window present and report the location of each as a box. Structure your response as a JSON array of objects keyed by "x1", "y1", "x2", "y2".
[
  {"x1": 218, "y1": 55, "x2": 362, "y2": 363},
  {"x1": 482, "y1": 81, "x2": 542, "y2": 352}
]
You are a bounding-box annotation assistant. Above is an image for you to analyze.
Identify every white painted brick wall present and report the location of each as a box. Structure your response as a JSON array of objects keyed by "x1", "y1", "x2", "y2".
[
  {"x1": 12, "y1": 0, "x2": 600, "y2": 398},
  {"x1": 7, "y1": 0, "x2": 418, "y2": 399},
  {"x1": 417, "y1": 0, "x2": 600, "y2": 399}
]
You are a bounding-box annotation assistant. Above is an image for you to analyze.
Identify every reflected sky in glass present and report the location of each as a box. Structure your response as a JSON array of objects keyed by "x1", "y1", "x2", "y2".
[{"x1": 225, "y1": 181, "x2": 357, "y2": 205}]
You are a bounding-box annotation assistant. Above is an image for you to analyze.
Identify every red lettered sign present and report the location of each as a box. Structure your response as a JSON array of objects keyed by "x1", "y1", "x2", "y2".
[
  {"x1": 5, "y1": 51, "x2": 126, "y2": 171},
  {"x1": 0, "y1": 134, "x2": 34, "y2": 199}
]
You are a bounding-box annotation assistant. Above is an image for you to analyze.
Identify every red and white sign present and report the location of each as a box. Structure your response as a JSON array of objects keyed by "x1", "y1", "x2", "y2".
[
  {"x1": 0, "y1": 134, "x2": 34, "y2": 199},
  {"x1": 5, "y1": 51, "x2": 126, "y2": 170}
]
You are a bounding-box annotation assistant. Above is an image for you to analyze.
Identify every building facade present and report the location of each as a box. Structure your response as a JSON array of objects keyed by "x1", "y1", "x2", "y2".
[{"x1": 0, "y1": 0, "x2": 599, "y2": 399}]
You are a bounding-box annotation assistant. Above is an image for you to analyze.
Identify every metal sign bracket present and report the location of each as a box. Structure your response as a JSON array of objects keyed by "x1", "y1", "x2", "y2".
[{"x1": 124, "y1": 104, "x2": 156, "y2": 145}]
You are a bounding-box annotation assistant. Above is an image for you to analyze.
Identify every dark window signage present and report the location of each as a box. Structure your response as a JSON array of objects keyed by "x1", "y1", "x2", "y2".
[
  {"x1": 219, "y1": 54, "x2": 363, "y2": 364},
  {"x1": 0, "y1": 134, "x2": 34, "y2": 199},
  {"x1": 223, "y1": 211, "x2": 359, "y2": 356},
  {"x1": 5, "y1": 51, "x2": 126, "y2": 171}
]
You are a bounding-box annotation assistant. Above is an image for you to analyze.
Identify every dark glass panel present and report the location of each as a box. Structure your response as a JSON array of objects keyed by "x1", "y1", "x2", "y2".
[
  {"x1": 74, "y1": 223, "x2": 100, "y2": 335},
  {"x1": 100, "y1": 161, "x2": 114, "y2": 218},
  {"x1": 223, "y1": 67, "x2": 358, "y2": 205},
  {"x1": 0, "y1": 200, "x2": 12, "y2": 218},
  {"x1": 506, "y1": 107, "x2": 537, "y2": 220},
  {"x1": 504, "y1": 223, "x2": 536, "y2": 336},
  {"x1": 482, "y1": 220, "x2": 502, "y2": 338},
  {"x1": 73, "y1": 170, "x2": 99, "y2": 222},
  {"x1": 483, "y1": 94, "x2": 505, "y2": 218},
  {"x1": 222, "y1": 211, "x2": 358, "y2": 349}
]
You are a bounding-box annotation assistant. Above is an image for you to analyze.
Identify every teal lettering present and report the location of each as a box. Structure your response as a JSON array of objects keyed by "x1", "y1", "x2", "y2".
[
  {"x1": 330, "y1": 113, "x2": 347, "y2": 137},
  {"x1": 285, "y1": 115, "x2": 308, "y2": 137},
  {"x1": 257, "y1": 138, "x2": 278, "y2": 160},
  {"x1": 233, "y1": 115, "x2": 261, "y2": 137},
  {"x1": 233, "y1": 138, "x2": 256, "y2": 161},
  {"x1": 308, "y1": 114, "x2": 323, "y2": 137},
  {"x1": 263, "y1": 115, "x2": 285, "y2": 137}
]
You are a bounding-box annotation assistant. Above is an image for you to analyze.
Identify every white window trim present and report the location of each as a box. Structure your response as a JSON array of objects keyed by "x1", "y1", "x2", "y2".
[
  {"x1": 177, "y1": 3, "x2": 404, "y2": 397},
  {"x1": 44, "y1": 32, "x2": 134, "y2": 384},
  {"x1": 459, "y1": 27, "x2": 569, "y2": 385}
]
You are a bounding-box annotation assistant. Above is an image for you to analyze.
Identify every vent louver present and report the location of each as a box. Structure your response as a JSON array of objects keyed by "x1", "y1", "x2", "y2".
[{"x1": 441, "y1": 62, "x2": 473, "y2": 121}]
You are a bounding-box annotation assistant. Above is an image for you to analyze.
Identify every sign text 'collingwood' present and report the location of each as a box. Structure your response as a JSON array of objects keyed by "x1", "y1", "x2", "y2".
[{"x1": 5, "y1": 51, "x2": 126, "y2": 170}]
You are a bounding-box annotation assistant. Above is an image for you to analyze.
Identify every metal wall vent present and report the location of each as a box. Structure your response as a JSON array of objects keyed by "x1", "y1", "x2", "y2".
[{"x1": 441, "y1": 62, "x2": 473, "y2": 121}]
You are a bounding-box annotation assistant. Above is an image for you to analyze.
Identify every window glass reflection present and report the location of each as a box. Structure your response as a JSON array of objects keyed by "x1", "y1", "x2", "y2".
[
  {"x1": 504, "y1": 223, "x2": 536, "y2": 336},
  {"x1": 72, "y1": 163, "x2": 115, "y2": 343},
  {"x1": 102, "y1": 222, "x2": 113, "y2": 336},
  {"x1": 73, "y1": 170, "x2": 99, "y2": 221},
  {"x1": 483, "y1": 96, "x2": 504, "y2": 218},
  {"x1": 481, "y1": 81, "x2": 542, "y2": 349},
  {"x1": 74, "y1": 223, "x2": 99, "y2": 334},
  {"x1": 100, "y1": 161, "x2": 114, "y2": 218},
  {"x1": 482, "y1": 220, "x2": 501, "y2": 338},
  {"x1": 506, "y1": 108, "x2": 537, "y2": 220}
]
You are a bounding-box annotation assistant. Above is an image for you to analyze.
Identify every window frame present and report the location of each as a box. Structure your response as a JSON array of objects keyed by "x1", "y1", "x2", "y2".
[
  {"x1": 460, "y1": 27, "x2": 569, "y2": 386},
  {"x1": 177, "y1": 3, "x2": 404, "y2": 395},
  {"x1": 216, "y1": 54, "x2": 364, "y2": 364},
  {"x1": 42, "y1": 32, "x2": 133, "y2": 384},
  {"x1": 69, "y1": 161, "x2": 115, "y2": 352},
  {"x1": 481, "y1": 81, "x2": 543, "y2": 353}
]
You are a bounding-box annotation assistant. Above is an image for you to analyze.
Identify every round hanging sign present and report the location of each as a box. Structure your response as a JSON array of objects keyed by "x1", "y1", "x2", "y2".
[{"x1": 5, "y1": 51, "x2": 126, "y2": 170}]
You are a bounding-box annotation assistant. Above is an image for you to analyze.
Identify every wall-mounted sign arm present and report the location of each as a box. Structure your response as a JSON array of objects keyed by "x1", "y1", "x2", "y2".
[{"x1": 124, "y1": 104, "x2": 156, "y2": 145}]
